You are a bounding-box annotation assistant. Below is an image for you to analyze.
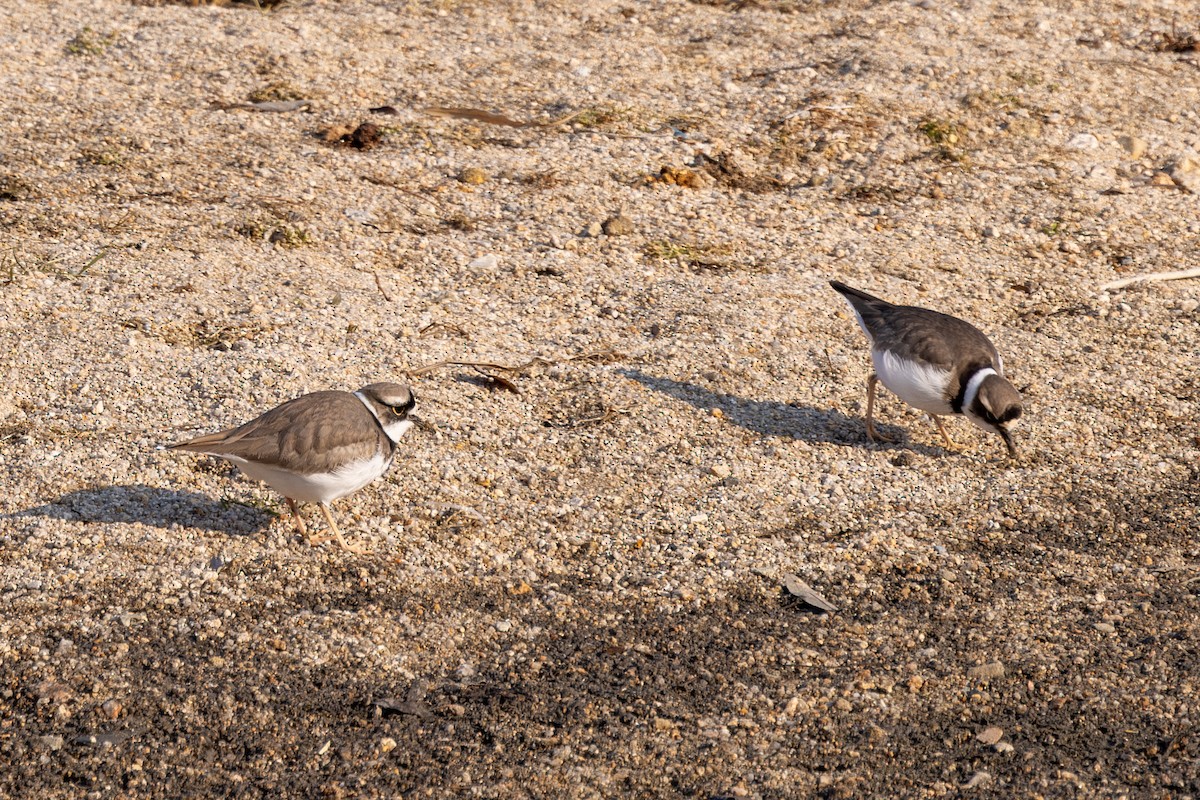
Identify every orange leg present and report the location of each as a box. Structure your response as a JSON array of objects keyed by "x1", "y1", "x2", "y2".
[
  {"x1": 285, "y1": 498, "x2": 308, "y2": 534},
  {"x1": 306, "y1": 502, "x2": 367, "y2": 553},
  {"x1": 864, "y1": 373, "x2": 897, "y2": 443},
  {"x1": 929, "y1": 414, "x2": 960, "y2": 451}
]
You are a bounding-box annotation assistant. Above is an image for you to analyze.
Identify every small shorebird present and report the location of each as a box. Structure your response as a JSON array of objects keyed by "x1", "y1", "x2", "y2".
[
  {"x1": 830, "y1": 281, "x2": 1022, "y2": 458},
  {"x1": 170, "y1": 382, "x2": 416, "y2": 551}
]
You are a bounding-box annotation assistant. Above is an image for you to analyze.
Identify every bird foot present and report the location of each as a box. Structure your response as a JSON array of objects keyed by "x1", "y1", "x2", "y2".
[
  {"x1": 307, "y1": 531, "x2": 369, "y2": 554},
  {"x1": 865, "y1": 422, "x2": 897, "y2": 443}
]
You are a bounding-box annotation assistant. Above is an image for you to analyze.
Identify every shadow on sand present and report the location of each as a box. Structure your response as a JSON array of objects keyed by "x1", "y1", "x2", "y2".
[
  {"x1": 619, "y1": 367, "x2": 942, "y2": 455},
  {"x1": 7, "y1": 484, "x2": 275, "y2": 534}
]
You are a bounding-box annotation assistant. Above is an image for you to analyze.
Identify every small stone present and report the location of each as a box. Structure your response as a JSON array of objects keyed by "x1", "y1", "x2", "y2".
[
  {"x1": 981, "y1": 225, "x2": 998, "y2": 238},
  {"x1": 967, "y1": 661, "x2": 1005, "y2": 680},
  {"x1": 584, "y1": 221, "x2": 603, "y2": 237},
  {"x1": 468, "y1": 254, "x2": 499, "y2": 270},
  {"x1": 34, "y1": 735, "x2": 64, "y2": 751},
  {"x1": 1169, "y1": 154, "x2": 1200, "y2": 192},
  {"x1": 1093, "y1": 622, "x2": 1116, "y2": 634},
  {"x1": 688, "y1": 513, "x2": 708, "y2": 524},
  {"x1": 963, "y1": 770, "x2": 992, "y2": 789},
  {"x1": 380, "y1": 737, "x2": 398, "y2": 753},
  {"x1": 448, "y1": 704, "x2": 466, "y2": 716},
  {"x1": 653, "y1": 717, "x2": 675, "y2": 732},
  {"x1": 602, "y1": 214, "x2": 635, "y2": 236},
  {"x1": 1180, "y1": 299, "x2": 1199, "y2": 313},
  {"x1": 1066, "y1": 132, "x2": 1099, "y2": 149},
  {"x1": 36, "y1": 681, "x2": 73, "y2": 704},
  {"x1": 1149, "y1": 171, "x2": 1175, "y2": 187},
  {"x1": 1172, "y1": 154, "x2": 1199, "y2": 174},
  {"x1": 459, "y1": 167, "x2": 488, "y2": 185},
  {"x1": 976, "y1": 726, "x2": 1004, "y2": 745},
  {"x1": 494, "y1": 619, "x2": 513, "y2": 633},
  {"x1": 1118, "y1": 135, "x2": 1148, "y2": 159},
  {"x1": 995, "y1": 741, "x2": 1015, "y2": 754},
  {"x1": 709, "y1": 463, "x2": 732, "y2": 480},
  {"x1": 349, "y1": 122, "x2": 381, "y2": 149},
  {"x1": 99, "y1": 699, "x2": 123, "y2": 720}
]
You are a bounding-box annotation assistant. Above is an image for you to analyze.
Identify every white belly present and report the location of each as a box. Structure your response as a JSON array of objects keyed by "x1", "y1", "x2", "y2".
[
  {"x1": 873, "y1": 348, "x2": 953, "y2": 415},
  {"x1": 229, "y1": 452, "x2": 391, "y2": 504}
]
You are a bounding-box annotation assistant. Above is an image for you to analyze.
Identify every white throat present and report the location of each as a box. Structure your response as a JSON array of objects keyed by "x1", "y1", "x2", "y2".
[{"x1": 961, "y1": 367, "x2": 997, "y2": 411}]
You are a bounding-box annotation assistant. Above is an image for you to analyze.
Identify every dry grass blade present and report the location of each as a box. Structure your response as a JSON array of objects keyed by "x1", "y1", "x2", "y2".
[
  {"x1": 409, "y1": 357, "x2": 549, "y2": 377},
  {"x1": 474, "y1": 370, "x2": 520, "y2": 395},
  {"x1": 210, "y1": 99, "x2": 312, "y2": 112},
  {"x1": 418, "y1": 321, "x2": 468, "y2": 339},
  {"x1": 372, "y1": 272, "x2": 393, "y2": 302},
  {"x1": 359, "y1": 175, "x2": 443, "y2": 211},
  {"x1": 544, "y1": 404, "x2": 630, "y2": 429},
  {"x1": 566, "y1": 348, "x2": 624, "y2": 364},
  {"x1": 425, "y1": 106, "x2": 530, "y2": 128},
  {"x1": 410, "y1": 348, "x2": 624, "y2": 378}
]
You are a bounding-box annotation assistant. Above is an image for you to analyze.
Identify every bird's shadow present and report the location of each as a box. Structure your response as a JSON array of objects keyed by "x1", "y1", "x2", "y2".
[
  {"x1": 6, "y1": 484, "x2": 275, "y2": 534},
  {"x1": 619, "y1": 367, "x2": 943, "y2": 455}
]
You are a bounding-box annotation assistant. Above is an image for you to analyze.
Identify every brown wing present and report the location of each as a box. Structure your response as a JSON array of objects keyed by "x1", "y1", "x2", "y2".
[
  {"x1": 831, "y1": 281, "x2": 1000, "y2": 373},
  {"x1": 872, "y1": 305, "x2": 1001, "y2": 374},
  {"x1": 170, "y1": 391, "x2": 391, "y2": 475}
]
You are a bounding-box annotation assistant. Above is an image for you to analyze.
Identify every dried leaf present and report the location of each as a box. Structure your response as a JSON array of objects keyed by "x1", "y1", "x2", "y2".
[
  {"x1": 373, "y1": 695, "x2": 433, "y2": 719},
  {"x1": 976, "y1": 726, "x2": 1004, "y2": 745},
  {"x1": 783, "y1": 574, "x2": 838, "y2": 612}
]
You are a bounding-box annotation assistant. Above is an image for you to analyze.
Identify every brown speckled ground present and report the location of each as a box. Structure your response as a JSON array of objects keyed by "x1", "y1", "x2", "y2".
[{"x1": 2, "y1": 1, "x2": 1199, "y2": 797}]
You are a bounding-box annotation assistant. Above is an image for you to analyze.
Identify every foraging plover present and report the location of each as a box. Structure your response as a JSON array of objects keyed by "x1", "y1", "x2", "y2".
[
  {"x1": 830, "y1": 280, "x2": 1022, "y2": 458},
  {"x1": 170, "y1": 382, "x2": 416, "y2": 550}
]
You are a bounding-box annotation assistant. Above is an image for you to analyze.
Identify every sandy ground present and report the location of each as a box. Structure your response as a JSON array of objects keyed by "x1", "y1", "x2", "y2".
[{"x1": 1, "y1": 0, "x2": 1200, "y2": 796}]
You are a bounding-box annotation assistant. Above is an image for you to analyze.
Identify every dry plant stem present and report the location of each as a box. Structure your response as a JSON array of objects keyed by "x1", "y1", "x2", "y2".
[
  {"x1": 373, "y1": 272, "x2": 393, "y2": 303},
  {"x1": 1100, "y1": 267, "x2": 1200, "y2": 291},
  {"x1": 409, "y1": 349, "x2": 619, "y2": 378},
  {"x1": 424, "y1": 106, "x2": 586, "y2": 129}
]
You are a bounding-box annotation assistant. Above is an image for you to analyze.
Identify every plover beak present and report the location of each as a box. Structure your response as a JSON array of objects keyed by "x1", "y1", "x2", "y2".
[{"x1": 998, "y1": 426, "x2": 1018, "y2": 460}]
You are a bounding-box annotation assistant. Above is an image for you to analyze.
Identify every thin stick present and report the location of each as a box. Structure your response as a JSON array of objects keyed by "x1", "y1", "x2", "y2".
[
  {"x1": 1100, "y1": 267, "x2": 1200, "y2": 291},
  {"x1": 373, "y1": 271, "x2": 394, "y2": 302},
  {"x1": 424, "y1": 106, "x2": 588, "y2": 129},
  {"x1": 408, "y1": 348, "x2": 620, "y2": 377},
  {"x1": 408, "y1": 357, "x2": 550, "y2": 377}
]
